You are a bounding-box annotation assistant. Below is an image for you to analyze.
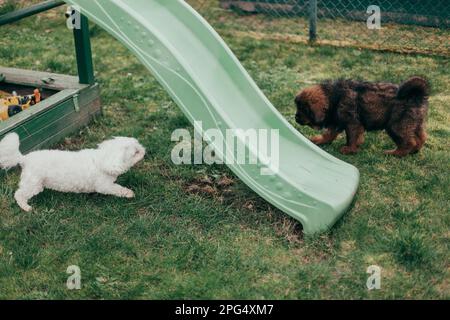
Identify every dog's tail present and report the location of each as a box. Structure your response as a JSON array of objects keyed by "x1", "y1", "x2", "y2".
[
  {"x1": 0, "y1": 133, "x2": 24, "y2": 169},
  {"x1": 397, "y1": 77, "x2": 429, "y2": 102}
]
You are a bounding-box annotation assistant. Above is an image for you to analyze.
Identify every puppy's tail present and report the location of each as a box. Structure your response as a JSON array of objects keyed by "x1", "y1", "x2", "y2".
[
  {"x1": 0, "y1": 133, "x2": 24, "y2": 170},
  {"x1": 397, "y1": 77, "x2": 429, "y2": 102}
]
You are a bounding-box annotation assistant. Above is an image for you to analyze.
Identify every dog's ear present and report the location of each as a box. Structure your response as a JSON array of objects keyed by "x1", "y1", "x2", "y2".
[
  {"x1": 97, "y1": 138, "x2": 128, "y2": 176},
  {"x1": 294, "y1": 93, "x2": 302, "y2": 107},
  {"x1": 306, "y1": 86, "x2": 328, "y2": 124},
  {"x1": 100, "y1": 153, "x2": 126, "y2": 176},
  {"x1": 310, "y1": 104, "x2": 327, "y2": 124}
]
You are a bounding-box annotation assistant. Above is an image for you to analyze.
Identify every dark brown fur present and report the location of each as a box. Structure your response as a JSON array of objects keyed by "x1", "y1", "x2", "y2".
[{"x1": 294, "y1": 77, "x2": 429, "y2": 156}]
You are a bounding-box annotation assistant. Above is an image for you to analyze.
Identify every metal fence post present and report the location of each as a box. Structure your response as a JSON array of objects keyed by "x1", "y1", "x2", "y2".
[
  {"x1": 309, "y1": 0, "x2": 318, "y2": 42},
  {"x1": 0, "y1": 0, "x2": 65, "y2": 26},
  {"x1": 73, "y1": 14, "x2": 95, "y2": 85}
]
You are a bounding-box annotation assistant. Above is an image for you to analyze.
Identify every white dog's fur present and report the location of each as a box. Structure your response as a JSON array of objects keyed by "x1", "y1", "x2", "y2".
[{"x1": 0, "y1": 133, "x2": 145, "y2": 212}]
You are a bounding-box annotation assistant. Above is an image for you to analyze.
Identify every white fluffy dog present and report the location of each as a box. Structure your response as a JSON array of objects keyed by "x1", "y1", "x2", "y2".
[{"x1": 0, "y1": 133, "x2": 145, "y2": 212}]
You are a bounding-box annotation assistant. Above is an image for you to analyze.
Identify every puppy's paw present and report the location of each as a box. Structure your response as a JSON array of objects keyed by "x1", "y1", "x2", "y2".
[
  {"x1": 340, "y1": 146, "x2": 359, "y2": 155},
  {"x1": 123, "y1": 188, "x2": 135, "y2": 198},
  {"x1": 384, "y1": 149, "x2": 408, "y2": 157},
  {"x1": 310, "y1": 135, "x2": 325, "y2": 145},
  {"x1": 19, "y1": 203, "x2": 33, "y2": 212}
]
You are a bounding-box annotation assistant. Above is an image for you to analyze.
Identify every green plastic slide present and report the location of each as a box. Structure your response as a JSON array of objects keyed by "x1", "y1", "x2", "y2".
[{"x1": 65, "y1": 0, "x2": 359, "y2": 234}]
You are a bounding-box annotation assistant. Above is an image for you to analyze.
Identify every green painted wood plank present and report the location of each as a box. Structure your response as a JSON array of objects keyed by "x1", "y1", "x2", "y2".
[
  {"x1": 0, "y1": 67, "x2": 87, "y2": 91},
  {"x1": 20, "y1": 98, "x2": 100, "y2": 152},
  {"x1": 31, "y1": 107, "x2": 99, "y2": 151},
  {"x1": 21, "y1": 89, "x2": 100, "y2": 142}
]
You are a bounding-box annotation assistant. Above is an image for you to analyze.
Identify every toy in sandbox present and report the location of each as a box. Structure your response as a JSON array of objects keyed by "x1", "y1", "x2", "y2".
[{"x1": 0, "y1": 89, "x2": 42, "y2": 121}]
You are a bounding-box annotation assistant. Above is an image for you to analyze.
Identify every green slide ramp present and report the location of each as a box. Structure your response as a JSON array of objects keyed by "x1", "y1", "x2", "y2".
[{"x1": 65, "y1": 0, "x2": 359, "y2": 234}]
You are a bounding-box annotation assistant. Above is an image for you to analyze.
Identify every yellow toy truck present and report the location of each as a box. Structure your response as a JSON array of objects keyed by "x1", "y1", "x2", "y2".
[{"x1": 0, "y1": 89, "x2": 41, "y2": 121}]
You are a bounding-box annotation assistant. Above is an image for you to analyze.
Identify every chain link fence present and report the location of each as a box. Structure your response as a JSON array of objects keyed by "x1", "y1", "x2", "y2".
[{"x1": 187, "y1": 0, "x2": 450, "y2": 56}]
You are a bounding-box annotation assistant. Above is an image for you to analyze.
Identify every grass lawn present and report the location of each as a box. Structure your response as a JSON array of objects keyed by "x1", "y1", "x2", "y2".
[{"x1": 0, "y1": 4, "x2": 449, "y2": 299}]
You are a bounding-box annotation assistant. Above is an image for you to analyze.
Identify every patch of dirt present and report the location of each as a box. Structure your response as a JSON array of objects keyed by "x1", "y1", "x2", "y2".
[
  {"x1": 185, "y1": 174, "x2": 236, "y2": 200},
  {"x1": 273, "y1": 216, "x2": 303, "y2": 244}
]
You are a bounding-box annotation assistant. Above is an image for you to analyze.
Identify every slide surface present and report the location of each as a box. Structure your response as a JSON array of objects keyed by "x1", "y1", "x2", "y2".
[{"x1": 65, "y1": 0, "x2": 359, "y2": 234}]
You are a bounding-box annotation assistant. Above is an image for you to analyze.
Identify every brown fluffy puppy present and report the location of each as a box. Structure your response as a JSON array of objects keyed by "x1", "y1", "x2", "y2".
[{"x1": 294, "y1": 77, "x2": 429, "y2": 156}]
